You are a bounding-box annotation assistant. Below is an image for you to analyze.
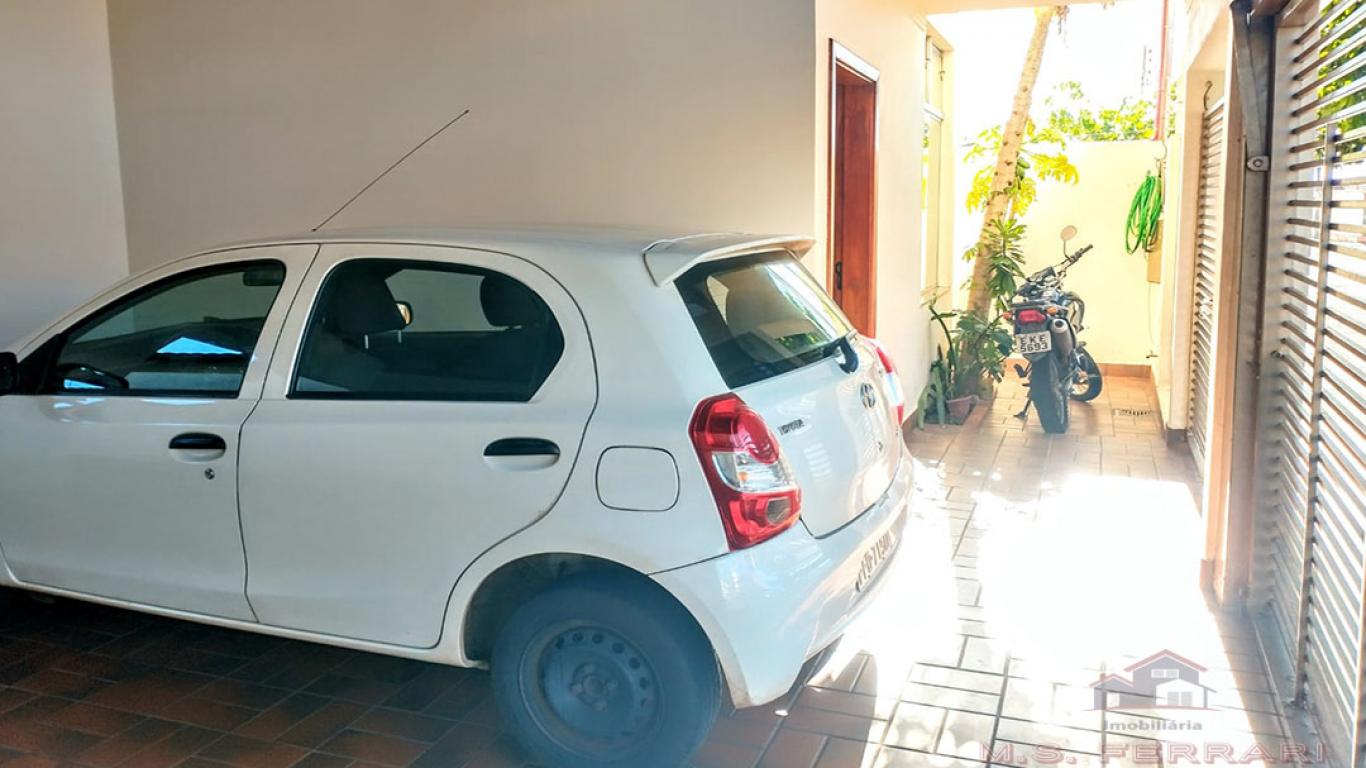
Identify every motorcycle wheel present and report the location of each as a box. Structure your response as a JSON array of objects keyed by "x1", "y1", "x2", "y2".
[
  {"x1": 1070, "y1": 348, "x2": 1103, "y2": 402},
  {"x1": 1030, "y1": 354, "x2": 1071, "y2": 435}
]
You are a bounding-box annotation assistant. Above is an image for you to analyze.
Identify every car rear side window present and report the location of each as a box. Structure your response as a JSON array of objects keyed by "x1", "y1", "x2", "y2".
[
  {"x1": 291, "y1": 259, "x2": 564, "y2": 401},
  {"x1": 676, "y1": 252, "x2": 852, "y2": 388}
]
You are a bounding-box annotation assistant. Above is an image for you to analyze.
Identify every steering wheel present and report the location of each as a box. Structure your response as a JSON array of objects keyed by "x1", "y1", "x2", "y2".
[{"x1": 54, "y1": 363, "x2": 130, "y2": 391}]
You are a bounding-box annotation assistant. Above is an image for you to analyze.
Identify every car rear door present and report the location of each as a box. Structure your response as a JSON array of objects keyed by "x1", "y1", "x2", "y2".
[
  {"x1": 674, "y1": 252, "x2": 902, "y2": 537},
  {"x1": 0, "y1": 246, "x2": 314, "y2": 618},
  {"x1": 238, "y1": 243, "x2": 596, "y2": 648}
]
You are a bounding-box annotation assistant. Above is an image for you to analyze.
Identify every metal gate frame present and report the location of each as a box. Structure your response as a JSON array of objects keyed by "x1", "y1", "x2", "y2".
[{"x1": 1247, "y1": 1, "x2": 1366, "y2": 765}]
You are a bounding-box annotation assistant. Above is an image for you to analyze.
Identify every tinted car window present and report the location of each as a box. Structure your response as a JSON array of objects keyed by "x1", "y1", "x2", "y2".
[
  {"x1": 676, "y1": 252, "x2": 852, "y2": 388},
  {"x1": 292, "y1": 259, "x2": 564, "y2": 401},
  {"x1": 48, "y1": 262, "x2": 286, "y2": 396}
]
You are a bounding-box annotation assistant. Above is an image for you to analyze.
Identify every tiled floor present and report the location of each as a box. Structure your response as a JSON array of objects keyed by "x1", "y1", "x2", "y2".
[{"x1": 0, "y1": 373, "x2": 1288, "y2": 768}]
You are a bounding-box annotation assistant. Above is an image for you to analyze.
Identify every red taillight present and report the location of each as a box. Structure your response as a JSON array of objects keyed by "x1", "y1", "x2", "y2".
[
  {"x1": 689, "y1": 394, "x2": 802, "y2": 550},
  {"x1": 869, "y1": 338, "x2": 906, "y2": 425},
  {"x1": 1016, "y1": 308, "x2": 1047, "y2": 325}
]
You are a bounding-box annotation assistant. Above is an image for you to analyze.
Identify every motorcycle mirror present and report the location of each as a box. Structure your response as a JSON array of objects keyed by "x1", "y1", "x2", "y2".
[{"x1": 1060, "y1": 225, "x2": 1079, "y2": 243}]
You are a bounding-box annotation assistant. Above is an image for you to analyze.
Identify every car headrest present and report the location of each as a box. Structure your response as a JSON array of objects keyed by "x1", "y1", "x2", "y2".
[
  {"x1": 481, "y1": 274, "x2": 546, "y2": 328},
  {"x1": 325, "y1": 269, "x2": 407, "y2": 336}
]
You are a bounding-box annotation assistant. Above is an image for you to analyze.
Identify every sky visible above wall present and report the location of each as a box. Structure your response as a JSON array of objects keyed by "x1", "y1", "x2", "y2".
[{"x1": 932, "y1": 0, "x2": 1163, "y2": 142}]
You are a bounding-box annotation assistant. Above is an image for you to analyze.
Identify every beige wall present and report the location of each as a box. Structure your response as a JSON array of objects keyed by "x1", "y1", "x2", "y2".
[
  {"x1": 1157, "y1": 9, "x2": 1229, "y2": 430},
  {"x1": 0, "y1": 0, "x2": 128, "y2": 348},
  {"x1": 107, "y1": 0, "x2": 934, "y2": 397},
  {"x1": 815, "y1": 0, "x2": 932, "y2": 398},
  {"x1": 106, "y1": 0, "x2": 816, "y2": 271},
  {"x1": 1017, "y1": 141, "x2": 1167, "y2": 366}
]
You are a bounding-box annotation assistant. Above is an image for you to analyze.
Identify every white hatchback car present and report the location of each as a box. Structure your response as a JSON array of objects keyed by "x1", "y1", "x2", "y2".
[{"x1": 0, "y1": 228, "x2": 911, "y2": 767}]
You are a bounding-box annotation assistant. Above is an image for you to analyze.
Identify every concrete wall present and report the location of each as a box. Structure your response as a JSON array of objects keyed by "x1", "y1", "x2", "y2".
[
  {"x1": 815, "y1": 0, "x2": 932, "y2": 398},
  {"x1": 0, "y1": 0, "x2": 128, "y2": 348},
  {"x1": 1016, "y1": 141, "x2": 1167, "y2": 366},
  {"x1": 105, "y1": 0, "x2": 816, "y2": 271}
]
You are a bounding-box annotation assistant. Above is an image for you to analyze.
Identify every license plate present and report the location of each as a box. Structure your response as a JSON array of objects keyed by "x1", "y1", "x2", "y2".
[
  {"x1": 855, "y1": 528, "x2": 897, "y2": 592},
  {"x1": 1017, "y1": 331, "x2": 1053, "y2": 354}
]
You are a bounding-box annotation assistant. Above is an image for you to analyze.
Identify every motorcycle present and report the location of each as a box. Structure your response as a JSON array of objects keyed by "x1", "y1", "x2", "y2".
[{"x1": 1009, "y1": 225, "x2": 1103, "y2": 434}]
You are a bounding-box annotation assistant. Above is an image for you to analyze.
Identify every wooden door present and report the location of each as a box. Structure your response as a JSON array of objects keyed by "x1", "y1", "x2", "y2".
[{"x1": 829, "y1": 42, "x2": 878, "y2": 335}]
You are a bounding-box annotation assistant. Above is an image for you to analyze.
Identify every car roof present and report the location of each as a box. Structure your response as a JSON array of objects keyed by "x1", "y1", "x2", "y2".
[
  {"x1": 201, "y1": 226, "x2": 749, "y2": 256},
  {"x1": 196, "y1": 226, "x2": 816, "y2": 283}
]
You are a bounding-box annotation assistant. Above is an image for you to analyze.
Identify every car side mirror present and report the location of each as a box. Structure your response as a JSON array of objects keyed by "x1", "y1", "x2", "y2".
[
  {"x1": 0, "y1": 352, "x2": 17, "y2": 396},
  {"x1": 395, "y1": 301, "x2": 414, "y2": 328}
]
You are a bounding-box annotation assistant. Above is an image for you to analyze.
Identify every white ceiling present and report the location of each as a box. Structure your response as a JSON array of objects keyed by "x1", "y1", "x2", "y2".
[{"x1": 922, "y1": 0, "x2": 1109, "y2": 15}]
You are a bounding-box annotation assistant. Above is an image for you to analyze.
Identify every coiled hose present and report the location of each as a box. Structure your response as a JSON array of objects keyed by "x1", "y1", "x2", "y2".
[{"x1": 1125, "y1": 171, "x2": 1164, "y2": 254}]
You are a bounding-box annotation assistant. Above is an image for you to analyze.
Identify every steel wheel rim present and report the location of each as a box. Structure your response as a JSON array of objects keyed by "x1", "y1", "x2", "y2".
[{"x1": 521, "y1": 622, "x2": 663, "y2": 756}]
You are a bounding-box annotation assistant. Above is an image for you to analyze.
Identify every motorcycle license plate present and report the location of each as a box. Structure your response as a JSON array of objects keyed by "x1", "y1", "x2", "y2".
[{"x1": 1017, "y1": 331, "x2": 1053, "y2": 354}]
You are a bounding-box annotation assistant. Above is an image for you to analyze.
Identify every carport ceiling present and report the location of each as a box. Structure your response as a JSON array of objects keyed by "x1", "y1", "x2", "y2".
[{"x1": 920, "y1": 0, "x2": 1108, "y2": 13}]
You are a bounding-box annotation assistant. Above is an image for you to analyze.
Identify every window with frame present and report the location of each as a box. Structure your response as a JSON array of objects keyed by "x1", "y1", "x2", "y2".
[
  {"x1": 46, "y1": 261, "x2": 286, "y2": 397},
  {"x1": 292, "y1": 259, "x2": 564, "y2": 401}
]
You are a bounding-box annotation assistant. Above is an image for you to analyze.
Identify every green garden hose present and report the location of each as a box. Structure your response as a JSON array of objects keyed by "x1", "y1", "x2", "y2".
[{"x1": 1126, "y1": 171, "x2": 1164, "y2": 254}]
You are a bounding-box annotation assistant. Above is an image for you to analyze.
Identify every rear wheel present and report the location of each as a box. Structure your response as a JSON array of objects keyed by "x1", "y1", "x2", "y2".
[
  {"x1": 1070, "y1": 348, "x2": 1103, "y2": 402},
  {"x1": 492, "y1": 574, "x2": 721, "y2": 768},
  {"x1": 1030, "y1": 354, "x2": 1071, "y2": 435}
]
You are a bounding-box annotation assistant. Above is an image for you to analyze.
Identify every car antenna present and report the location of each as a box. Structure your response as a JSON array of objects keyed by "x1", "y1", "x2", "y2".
[{"x1": 312, "y1": 108, "x2": 471, "y2": 231}]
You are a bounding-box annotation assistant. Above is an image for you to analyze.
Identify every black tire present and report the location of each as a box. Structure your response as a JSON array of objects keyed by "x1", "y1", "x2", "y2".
[
  {"x1": 1030, "y1": 354, "x2": 1071, "y2": 434},
  {"x1": 1070, "y1": 348, "x2": 1104, "y2": 402},
  {"x1": 492, "y1": 574, "x2": 721, "y2": 768}
]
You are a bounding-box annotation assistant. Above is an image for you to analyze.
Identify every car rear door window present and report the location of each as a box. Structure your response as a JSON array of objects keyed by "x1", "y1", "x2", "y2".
[
  {"x1": 676, "y1": 252, "x2": 852, "y2": 388},
  {"x1": 47, "y1": 261, "x2": 286, "y2": 396},
  {"x1": 291, "y1": 259, "x2": 564, "y2": 401}
]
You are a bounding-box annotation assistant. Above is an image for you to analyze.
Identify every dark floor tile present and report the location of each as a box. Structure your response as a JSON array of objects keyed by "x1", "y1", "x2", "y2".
[
  {"x1": 348, "y1": 710, "x2": 454, "y2": 744},
  {"x1": 317, "y1": 730, "x2": 425, "y2": 768},
  {"x1": 380, "y1": 669, "x2": 469, "y2": 714},
  {"x1": 233, "y1": 696, "x2": 330, "y2": 742},
  {"x1": 420, "y1": 677, "x2": 490, "y2": 721},
  {"x1": 13, "y1": 669, "x2": 106, "y2": 700},
  {"x1": 288, "y1": 752, "x2": 353, "y2": 768},
  {"x1": 153, "y1": 696, "x2": 257, "y2": 731},
  {"x1": 0, "y1": 690, "x2": 34, "y2": 717},
  {"x1": 195, "y1": 733, "x2": 309, "y2": 768},
  {"x1": 276, "y1": 702, "x2": 367, "y2": 750},
  {"x1": 0, "y1": 710, "x2": 106, "y2": 759},
  {"x1": 45, "y1": 701, "x2": 143, "y2": 736},
  {"x1": 117, "y1": 725, "x2": 222, "y2": 768},
  {"x1": 192, "y1": 680, "x2": 290, "y2": 712},
  {"x1": 76, "y1": 719, "x2": 183, "y2": 768},
  {"x1": 303, "y1": 678, "x2": 398, "y2": 708},
  {"x1": 404, "y1": 722, "x2": 498, "y2": 768},
  {"x1": 331, "y1": 658, "x2": 425, "y2": 688},
  {"x1": 84, "y1": 671, "x2": 214, "y2": 717}
]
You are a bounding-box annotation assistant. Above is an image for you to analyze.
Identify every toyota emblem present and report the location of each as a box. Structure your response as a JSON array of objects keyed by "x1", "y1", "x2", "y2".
[{"x1": 860, "y1": 382, "x2": 878, "y2": 410}]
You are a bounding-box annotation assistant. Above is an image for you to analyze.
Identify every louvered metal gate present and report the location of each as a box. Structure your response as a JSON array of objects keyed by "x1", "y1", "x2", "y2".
[
  {"x1": 1189, "y1": 100, "x2": 1226, "y2": 470},
  {"x1": 1253, "y1": 2, "x2": 1366, "y2": 764}
]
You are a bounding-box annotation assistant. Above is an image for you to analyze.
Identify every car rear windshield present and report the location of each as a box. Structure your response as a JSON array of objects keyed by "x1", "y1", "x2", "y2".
[{"x1": 676, "y1": 252, "x2": 853, "y2": 388}]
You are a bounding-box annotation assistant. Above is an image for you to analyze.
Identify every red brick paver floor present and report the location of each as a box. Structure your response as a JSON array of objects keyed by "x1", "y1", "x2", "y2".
[{"x1": 0, "y1": 374, "x2": 1286, "y2": 767}]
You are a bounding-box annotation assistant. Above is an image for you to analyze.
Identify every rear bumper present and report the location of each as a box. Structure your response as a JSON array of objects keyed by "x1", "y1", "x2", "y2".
[{"x1": 652, "y1": 454, "x2": 912, "y2": 708}]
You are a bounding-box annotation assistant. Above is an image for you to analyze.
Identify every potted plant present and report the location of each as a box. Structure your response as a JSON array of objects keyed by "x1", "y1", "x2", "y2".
[{"x1": 917, "y1": 219, "x2": 1026, "y2": 427}]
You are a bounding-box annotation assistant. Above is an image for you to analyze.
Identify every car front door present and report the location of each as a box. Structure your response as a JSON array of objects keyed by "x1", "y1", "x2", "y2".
[
  {"x1": 238, "y1": 243, "x2": 596, "y2": 648},
  {"x1": 0, "y1": 246, "x2": 316, "y2": 619}
]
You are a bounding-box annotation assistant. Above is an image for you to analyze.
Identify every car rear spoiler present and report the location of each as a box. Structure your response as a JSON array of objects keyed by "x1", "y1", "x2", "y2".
[{"x1": 641, "y1": 234, "x2": 817, "y2": 286}]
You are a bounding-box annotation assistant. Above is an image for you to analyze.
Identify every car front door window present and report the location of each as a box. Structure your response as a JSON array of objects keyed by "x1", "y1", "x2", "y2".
[{"x1": 49, "y1": 261, "x2": 286, "y2": 397}]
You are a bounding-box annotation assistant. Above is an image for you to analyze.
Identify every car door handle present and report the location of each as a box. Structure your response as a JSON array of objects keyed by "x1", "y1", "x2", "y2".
[
  {"x1": 484, "y1": 438, "x2": 560, "y2": 458},
  {"x1": 169, "y1": 433, "x2": 227, "y2": 452}
]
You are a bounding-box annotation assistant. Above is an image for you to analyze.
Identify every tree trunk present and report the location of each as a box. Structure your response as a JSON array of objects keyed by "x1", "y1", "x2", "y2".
[{"x1": 966, "y1": 6, "x2": 1060, "y2": 319}]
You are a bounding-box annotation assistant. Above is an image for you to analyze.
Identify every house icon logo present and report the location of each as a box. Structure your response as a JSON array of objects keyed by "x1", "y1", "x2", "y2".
[{"x1": 1090, "y1": 650, "x2": 1215, "y2": 711}]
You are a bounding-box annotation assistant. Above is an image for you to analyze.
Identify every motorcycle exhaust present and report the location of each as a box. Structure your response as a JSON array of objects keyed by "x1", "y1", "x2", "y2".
[{"x1": 1050, "y1": 318, "x2": 1075, "y2": 359}]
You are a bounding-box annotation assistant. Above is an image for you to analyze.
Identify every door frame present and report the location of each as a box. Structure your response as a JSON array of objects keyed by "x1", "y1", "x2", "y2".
[{"x1": 827, "y1": 40, "x2": 880, "y2": 335}]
